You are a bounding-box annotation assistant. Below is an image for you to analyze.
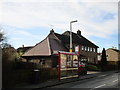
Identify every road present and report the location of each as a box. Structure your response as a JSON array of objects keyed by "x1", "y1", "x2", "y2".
[{"x1": 50, "y1": 71, "x2": 119, "y2": 89}]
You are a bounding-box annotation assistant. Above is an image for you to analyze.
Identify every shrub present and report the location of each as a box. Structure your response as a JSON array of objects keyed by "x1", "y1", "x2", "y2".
[
  {"x1": 86, "y1": 65, "x2": 100, "y2": 71},
  {"x1": 79, "y1": 67, "x2": 87, "y2": 75},
  {"x1": 39, "y1": 68, "x2": 58, "y2": 82}
]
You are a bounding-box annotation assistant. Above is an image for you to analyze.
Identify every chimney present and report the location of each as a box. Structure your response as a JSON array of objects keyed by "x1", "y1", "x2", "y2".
[
  {"x1": 77, "y1": 30, "x2": 81, "y2": 35},
  {"x1": 50, "y1": 29, "x2": 54, "y2": 33},
  {"x1": 22, "y1": 45, "x2": 24, "y2": 48},
  {"x1": 112, "y1": 46, "x2": 114, "y2": 49}
]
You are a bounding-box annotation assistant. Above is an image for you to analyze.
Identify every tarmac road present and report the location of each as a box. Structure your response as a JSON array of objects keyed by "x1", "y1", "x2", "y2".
[{"x1": 50, "y1": 71, "x2": 119, "y2": 89}]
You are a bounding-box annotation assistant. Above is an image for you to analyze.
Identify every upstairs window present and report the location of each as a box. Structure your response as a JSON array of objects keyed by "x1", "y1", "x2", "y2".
[
  {"x1": 81, "y1": 46, "x2": 84, "y2": 51},
  {"x1": 90, "y1": 48, "x2": 93, "y2": 52},
  {"x1": 85, "y1": 46, "x2": 87, "y2": 51},
  {"x1": 88, "y1": 47, "x2": 91, "y2": 51},
  {"x1": 88, "y1": 47, "x2": 90, "y2": 51}
]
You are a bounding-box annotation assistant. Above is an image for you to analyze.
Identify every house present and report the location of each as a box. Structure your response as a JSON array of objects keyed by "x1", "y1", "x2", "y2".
[
  {"x1": 106, "y1": 48, "x2": 120, "y2": 65},
  {"x1": 17, "y1": 45, "x2": 33, "y2": 62},
  {"x1": 17, "y1": 45, "x2": 33, "y2": 53},
  {"x1": 97, "y1": 48, "x2": 120, "y2": 65},
  {"x1": 22, "y1": 29, "x2": 99, "y2": 68}
]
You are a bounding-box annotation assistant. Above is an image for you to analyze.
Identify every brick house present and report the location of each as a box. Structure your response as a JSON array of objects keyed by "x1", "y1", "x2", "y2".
[
  {"x1": 98, "y1": 48, "x2": 120, "y2": 65},
  {"x1": 17, "y1": 45, "x2": 32, "y2": 53},
  {"x1": 106, "y1": 48, "x2": 120, "y2": 65},
  {"x1": 22, "y1": 29, "x2": 99, "y2": 68}
]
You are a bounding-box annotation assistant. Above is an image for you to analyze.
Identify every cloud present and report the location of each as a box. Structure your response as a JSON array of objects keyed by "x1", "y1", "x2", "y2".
[
  {"x1": 0, "y1": 0, "x2": 118, "y2": 48},
  {"x1": 1, "y1": 0, "x2": 119, "y2": 2},
  {"x1": 3, "y1": 26, "x2": 46, "y2": 48}
]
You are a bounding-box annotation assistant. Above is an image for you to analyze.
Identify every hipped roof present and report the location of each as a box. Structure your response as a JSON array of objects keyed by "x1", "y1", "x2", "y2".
[
  {"x1": 107, "y1": 48, "x2": 119, "y2": 52},
  {"x1": 22, "y1": 37, "x2": 67, "y2": 57},
  {"x1": 22, "y1": 30, "x2": 99, "y2": 57},
  {"x1": 22, "y1": 38, "x2": 51, "y2": 56}
]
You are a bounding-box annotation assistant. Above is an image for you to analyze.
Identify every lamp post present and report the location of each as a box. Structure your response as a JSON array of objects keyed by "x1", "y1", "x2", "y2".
[{"x1": 70, "y1": 20, "x2": 78, "y2": 52}]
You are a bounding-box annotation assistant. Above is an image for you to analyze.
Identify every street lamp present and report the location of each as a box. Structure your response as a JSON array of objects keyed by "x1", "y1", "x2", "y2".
[{"x1": 70, "y1": 20, "x2": 78, "y2": 53}]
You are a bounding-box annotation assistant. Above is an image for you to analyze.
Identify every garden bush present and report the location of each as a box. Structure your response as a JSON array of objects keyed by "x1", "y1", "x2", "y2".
[
  {"x1": 39, "y1": 68, "x2": 58, "y2": 82},
  {"x1": 85, "y1": 64, "x2": 100, "y2": 71},
  {"x1": 79, "y1": 67, "x2": 87, "y2": 75}
]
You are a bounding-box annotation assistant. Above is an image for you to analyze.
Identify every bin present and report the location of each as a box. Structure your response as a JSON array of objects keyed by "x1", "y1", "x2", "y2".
[{"x1": 32, "y1": 69, "x2": 40, "y2": 84}]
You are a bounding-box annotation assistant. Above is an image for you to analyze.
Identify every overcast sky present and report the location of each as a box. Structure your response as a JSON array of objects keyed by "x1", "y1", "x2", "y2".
[{"x1": 0, "y1": 0, "x2": 119, "y2": 52}]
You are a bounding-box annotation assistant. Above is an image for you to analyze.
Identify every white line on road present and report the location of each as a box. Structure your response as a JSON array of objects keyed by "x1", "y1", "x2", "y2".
[
  {"x1": 94, "y1": 84, "x2": 106, "y2": 88},
  {"x1": 112, "y1": 79, "x2": 118, "y2": 83},
  {"x1": 98, "y1": 74, "x2": 107, "y2": 77},
  {"x1": 89, "y1": 84, "x2": 106, "y2": 90}
]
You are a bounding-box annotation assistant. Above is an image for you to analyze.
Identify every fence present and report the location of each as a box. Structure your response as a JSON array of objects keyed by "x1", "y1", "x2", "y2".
[{"x1": 2, "y1": 61, "x2": 58, "y2": 88}]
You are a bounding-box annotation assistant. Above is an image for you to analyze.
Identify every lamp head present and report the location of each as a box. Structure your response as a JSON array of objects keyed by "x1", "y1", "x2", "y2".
[{"x1": 70, "y1": 20, "x2": 78, "y2": 23}]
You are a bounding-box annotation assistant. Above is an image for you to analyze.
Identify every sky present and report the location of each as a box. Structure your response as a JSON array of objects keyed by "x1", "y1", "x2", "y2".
[{"x1": 0, "y1": 0, "x2": 119, "y2": 52}]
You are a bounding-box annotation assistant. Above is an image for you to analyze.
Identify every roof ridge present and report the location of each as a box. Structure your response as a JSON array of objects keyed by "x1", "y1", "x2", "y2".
[
  {"x1": 47, "y1": 37, "x2": 52, "y2": 55},
  {"x1": 62, "y1": 31, "x2": 99, "y2": 48}
]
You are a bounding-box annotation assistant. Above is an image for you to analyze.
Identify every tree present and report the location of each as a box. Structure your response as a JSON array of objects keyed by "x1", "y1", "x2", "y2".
[
  {"x1": 101, "y1": 48, "x2": 107, "y2": 71},
  {"x1": 1, "y1": 28, "x2": 16, "y2": 72},
  {"x1": 0, "y1": 31, "x2": 4, "y2": 42},
  {"x1": 0, "y1": 30, "x2": 11, "y2": 48}
]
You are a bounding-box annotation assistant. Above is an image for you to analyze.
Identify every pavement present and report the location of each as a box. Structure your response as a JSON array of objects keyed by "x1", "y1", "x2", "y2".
[
  {"x1": 13, "y1": 71, "x2": 101, "y2": 89},
  {"x1": 51, "y1": 70, "x2": 119, "y2": 88}
]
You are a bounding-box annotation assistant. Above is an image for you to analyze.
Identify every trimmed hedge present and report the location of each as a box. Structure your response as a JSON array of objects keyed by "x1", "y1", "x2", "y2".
[
  {"x1": 3, "y1": 63, "x2": 58, "y2": 88},
  {"x1": 85, "y1": 65, "x2": 100, "y2": 71},
  {"x1": 39, "y1": 68, "x2": 58, "y2": 82}
]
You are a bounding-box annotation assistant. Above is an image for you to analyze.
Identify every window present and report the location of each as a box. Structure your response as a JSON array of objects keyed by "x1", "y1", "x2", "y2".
[
  {"x1": 39, "y1": 58, "x2": 45, "y2": 65},
  {"x1": 81, "y1": 46, "x2": 84, "y2": 51},
  {"x1": 88, "y1": 47, "x2": 89, "y2": 51},
  {"x1": 94, "y1": 48, "x2": 96, "y2": 52},
  {"x1": 90, "y1": 48, "x2": 93, "y2": 52},
  {"x1": 85, "y1": 46, "x2": 87, "y2": 51},
  {"x1": 89, "y1": 47, "x2": 91, "y2": 51},
  {"x1": 93, "y1": 48, "x2": 96, "y2": 52}
]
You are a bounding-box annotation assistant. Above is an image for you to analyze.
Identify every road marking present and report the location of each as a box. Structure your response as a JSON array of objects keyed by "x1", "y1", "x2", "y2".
[
  {"x1": 94, "y1": 84, "x2": 106, "y2": 88},
  {"x1": 112, "y1": 79, "x2": 118, "y2": 83},
  {"x1": 90, "y1": 84, "x2": 106, "y2": 90},
  {"x1": 98, "y1": 74, "x2": 107, "y2": 77}
]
